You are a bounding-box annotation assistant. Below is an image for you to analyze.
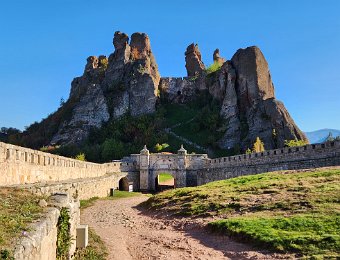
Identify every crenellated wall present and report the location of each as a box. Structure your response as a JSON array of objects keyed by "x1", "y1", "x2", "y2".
[
  {"x1": 197, "y1": 141, "x2": 340, "y2": 185},
  {"x1": 0, "y1": 142, "x2": 136, "y2": 186},
  {"x1": 1, "y1": 140, "x2": 339, "y2": 192}
]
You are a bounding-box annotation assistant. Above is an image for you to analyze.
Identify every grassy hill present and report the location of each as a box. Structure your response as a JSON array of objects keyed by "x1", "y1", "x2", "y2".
[{"x1": 145, "y1": 167, "x2": 340, "y2": 257}]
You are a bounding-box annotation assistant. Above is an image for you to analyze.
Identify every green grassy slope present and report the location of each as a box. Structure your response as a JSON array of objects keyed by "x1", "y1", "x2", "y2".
[{"x1": 145, "y1": 168, "x2": 340, "y2": 257}]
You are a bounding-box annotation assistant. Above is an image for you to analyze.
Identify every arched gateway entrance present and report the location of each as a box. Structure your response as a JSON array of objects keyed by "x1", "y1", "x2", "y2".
[
  {"x1": 154, "y1": 172, "x2": 175, "y2": 191},
  {"x1": 139, "y1": 145, "x2": 188, "y2": 192},
  {"x1": 119, "y1": 177, "x2": 129, "y2": 191}
]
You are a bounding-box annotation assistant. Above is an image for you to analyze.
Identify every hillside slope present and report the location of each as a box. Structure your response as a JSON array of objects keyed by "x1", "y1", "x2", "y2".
[{"x1": 145, "y1": 167, "x2": 340, "y2": 257}]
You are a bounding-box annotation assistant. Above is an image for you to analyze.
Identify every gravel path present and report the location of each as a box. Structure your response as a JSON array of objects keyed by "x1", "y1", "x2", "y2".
[{"x1": 81, "y1": 195, "x2": 291, "y2": 260}]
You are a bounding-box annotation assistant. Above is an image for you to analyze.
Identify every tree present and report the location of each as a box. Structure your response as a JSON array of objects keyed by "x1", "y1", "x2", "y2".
[
  {"x1": 245, "y1": 148, "x2": 252, "y2": 154},
  {"x1": 325, "y1": 132, "x2": 334, "y2": 142},
  {"x1": 155, "y1": 143, "x2": 169, "y2": 152},
  {"x1": 60, "y1": 97, "x2": 65, "y2": 107},
  {"x1": 75, "y1": 153, "x2": 86, "y2": 161},
  {"x1": 252, "y1": 137, "x2": 265, "y2": 153},
  {"x1": 101, "y1": 138, "x2": 125, "y2": 161},
  {"x1": 284, "y1": 138, "x2": 308, "y2": 147}
]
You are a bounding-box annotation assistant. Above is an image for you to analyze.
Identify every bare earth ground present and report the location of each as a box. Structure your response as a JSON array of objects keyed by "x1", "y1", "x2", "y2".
[{"x1": 81, "y1": 195, "x2": 292, "y2": 260}]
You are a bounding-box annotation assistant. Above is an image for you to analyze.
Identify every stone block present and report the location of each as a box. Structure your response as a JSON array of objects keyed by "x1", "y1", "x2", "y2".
[{"x1": 76, "y1": 225, "x2": 88, "y2": 248}]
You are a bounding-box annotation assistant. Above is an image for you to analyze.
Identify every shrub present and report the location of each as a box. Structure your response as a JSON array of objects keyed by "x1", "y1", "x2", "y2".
[
  {"x1": 205, "y1": 62, "x2": 222, "y2": 74},
  {"x1": 75, "y1": 153, "x2": 86, "y2": 161},
  {"x1": 155, "y1": 143, "x2": 169, "y2": 152},
  {"x1": 56, "y1": 208, "x2": 71, "y2": 259},
  {"x1": 284, "y1": 139, "x2": 308, "y2": 147}
]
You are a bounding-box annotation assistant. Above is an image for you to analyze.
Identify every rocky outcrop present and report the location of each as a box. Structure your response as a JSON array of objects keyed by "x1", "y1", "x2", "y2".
[
  {"x1": 38, "y1": 31, "x2": 307, "y2": 151},
  {"x1": 51, "y1": 31, "x2": 160, "y2": 145},
  {"x1": 185, "y1": 43, "x2": 205, "y2": 77},
  {"x1": 217, "y1": 46, "x2": 307, "y2": 150},
  {"x1": 213, "y1": 49, "x2": 225, "y2": 66},
  {"x1": 103, "y1": 31, "x2": 160, "y2": 118},
  {"x1": 160, "y1": 45, "x2": 307, "y2": 151}
]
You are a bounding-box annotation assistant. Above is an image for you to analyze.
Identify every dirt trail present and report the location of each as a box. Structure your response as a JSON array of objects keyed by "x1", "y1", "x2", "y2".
[{"x1": 81, "y1": 195, "x2": 291, "y2": 260}]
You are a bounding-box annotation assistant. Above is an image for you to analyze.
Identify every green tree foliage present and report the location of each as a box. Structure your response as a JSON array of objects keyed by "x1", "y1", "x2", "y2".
[
  {"x1": 75, "y1": 153, "x2": 86, "y2": 161},
  {"x1": 101, "y1": 139, "x2": 125, "y2": 161},
  {"x1": 284, "y1": 138, "x2": 308, "y2": 147},
  {"x1": 324, "y1": 132, "x2": 340, "y2": 142},
  {"x1": 154, "y1": 143, "x2": 169, "y2": 152},
  {"x1": 245, "y1": 148, "x2": 252, "y2": 154},
  {"x1": 205, "y1": 62, "x2": 222, "y2": 74},
  {"x1": 252, "y1": 137, "x2": 265, "y2": 153}
]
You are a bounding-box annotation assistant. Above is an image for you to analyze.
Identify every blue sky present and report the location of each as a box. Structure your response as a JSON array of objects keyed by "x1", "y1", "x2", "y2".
[{"x1": 0, "y1": 0, "x2": 339, "y2": 131}]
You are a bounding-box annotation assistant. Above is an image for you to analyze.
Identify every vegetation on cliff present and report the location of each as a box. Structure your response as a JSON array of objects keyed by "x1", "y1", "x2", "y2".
[
  {"x1": 40, "y1": 92, "x2": 228, "y2": 162},
  {"x1": 145, "y1": 168, "x2": 340, "y2": 257}
]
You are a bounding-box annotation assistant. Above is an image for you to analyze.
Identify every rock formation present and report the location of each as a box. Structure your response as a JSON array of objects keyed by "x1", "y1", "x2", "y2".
[
  {"x1": 24, "y1": 30, "x2": 307, "y2": 152},
  {"x1": 51, "y1": 31, "x2": 160, "y2": 145},
  {"x1": 185, "y1": 43, "x2": 205, "y2": 77},
  {"x1": 213, "y1": 49, "x2": 226, "y2": 66},
  {"x1": 217, "y1": 46, "x2": 307, "y2": 150},
  {"x1": 161, "y1": 45, "x2": 308, "y2": 150}
]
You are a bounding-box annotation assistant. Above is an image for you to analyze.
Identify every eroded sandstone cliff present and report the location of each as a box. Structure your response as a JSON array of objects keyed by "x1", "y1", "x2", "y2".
[
  {"x1": 51, "y1": 31, "x2": 160, "y2": 144},
  {"x1": 22, "y1": 30, "x2": 306, "y2": 153},
  {"x1": 160, "y1": 44, "x2": 308, "y2": 150}
]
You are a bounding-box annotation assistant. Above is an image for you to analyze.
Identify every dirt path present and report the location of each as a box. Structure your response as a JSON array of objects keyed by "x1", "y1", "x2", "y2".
[{"x1": 81, "y1": 195, "x2": 291, "y2": 260}]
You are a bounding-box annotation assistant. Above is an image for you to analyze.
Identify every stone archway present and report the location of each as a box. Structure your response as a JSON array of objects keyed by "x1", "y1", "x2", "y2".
[
  {"x1": 118, "y1": 177, "x2": 129, "y2": 191},
  {"x1": 154, "y1": 172, "x2": 175, "y2": 192}
]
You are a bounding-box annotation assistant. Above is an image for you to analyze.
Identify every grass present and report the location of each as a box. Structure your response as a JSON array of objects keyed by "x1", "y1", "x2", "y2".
[
  {"x1": 0, "y1": 188, "x2": 44, "y2": 257},
  {"x1": 145, "y1": 168, "x2": 340, "y2": 257},
  {"x1": 158, "y1": 173, "x2": 174, "y2": 183},
  {"x1": 209, "y1": 214, "x2": 340, "y2": 257},
  {"x1": 74, "y1": 228, "x2": 108, "y2": 260},
  {"x1": 80, "y1": 197, "x2": 99, "y2": 209},
  {"x1": 80, "y1": 191, "x2": 142, "y2": 209}
]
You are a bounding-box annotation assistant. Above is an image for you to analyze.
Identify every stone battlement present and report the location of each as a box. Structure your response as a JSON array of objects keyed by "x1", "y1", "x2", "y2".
[
  {"x1": 0, "y1": 140, "x2": 339, "y2": 191},
  {"x1": 0, "y1": 142, "x2": 129, "y2": 186},
  {"x1": 207, "y1": 141, "x2": 340, "y2": 168}
]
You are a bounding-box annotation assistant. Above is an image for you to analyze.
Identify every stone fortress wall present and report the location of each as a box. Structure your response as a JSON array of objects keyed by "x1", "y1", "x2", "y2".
[
  {"x1": 197, "y1": 140, "x2": 340, "y2": 185},
  {"x1": 0, "y1": 140, "x2": 339, "y2": 259},
  {"x1": 1, "y1": 140, "x2": 340, "y2": 194}
]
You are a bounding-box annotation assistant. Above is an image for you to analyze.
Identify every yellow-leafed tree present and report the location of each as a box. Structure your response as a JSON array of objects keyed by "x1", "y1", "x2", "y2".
[{"x1": 252, "y1": 137, "x2": 265, "y2": 153}]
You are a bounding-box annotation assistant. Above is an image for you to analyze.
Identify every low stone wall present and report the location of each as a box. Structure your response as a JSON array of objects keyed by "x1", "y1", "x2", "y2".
[
  {"x1": 197, "y1": 141, "x2": 340, "y2": 185},
  {"x1": 13, "y1": 193, "x2": 79, "y2": 260},
  {"x1": 20, "y1": 172, "x2": 139, "y2": 200}
]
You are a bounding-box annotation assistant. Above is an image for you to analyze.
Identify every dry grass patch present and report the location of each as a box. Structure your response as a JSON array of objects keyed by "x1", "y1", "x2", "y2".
[{"x1": 0, "y1": 188, "x2": 44, "y2": 258}]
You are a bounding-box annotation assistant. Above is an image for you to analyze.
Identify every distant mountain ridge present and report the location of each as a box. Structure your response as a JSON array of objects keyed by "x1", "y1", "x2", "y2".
[{"x1": 305, "y1": 129, "x2": 340, "y2": 144}]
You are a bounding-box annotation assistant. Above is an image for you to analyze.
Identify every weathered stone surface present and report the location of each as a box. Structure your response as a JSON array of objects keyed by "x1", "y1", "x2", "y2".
[
  {"x1": 231, "y1": 46, "x2": 275, "y2": 107},
  {"x1": 50, "y1": 31, "x2": 160, "y2": 145},
  {"x1": 159, "y1": 77, "x2": 200, "y2": 103},
  {"x1": 218, "y1": 62, "x2": 240, "y2": 149},
  {"x1": 185, "y1": 43, "x2": 205, "y2": 77},
  {"x1": 213, "y1": 48, "x2": 226, "y2": 65},
  {"x1": 52, "y1": 81, "x2": 110, "y2": 145},
  {"x1": 103, "y1": 31, "x2": 160, "y2": 118},
  {"x1": 28, "y1": 31, "x2": 306, "y2": 150},
  {"x1": 13, "y1": 194, "x2": 79, "y2": 260}
]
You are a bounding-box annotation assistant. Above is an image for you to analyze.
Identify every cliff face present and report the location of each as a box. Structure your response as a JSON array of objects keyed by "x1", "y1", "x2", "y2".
[
  {"x1": 160, "y1": 45, "x2": 308, "y2": 150},
  {"x1": 51, "y1": 31, "x2": 160, "y2": 145},
  {"x1": 32, "y1": 31, "x2": 306, "y2": 151}
]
